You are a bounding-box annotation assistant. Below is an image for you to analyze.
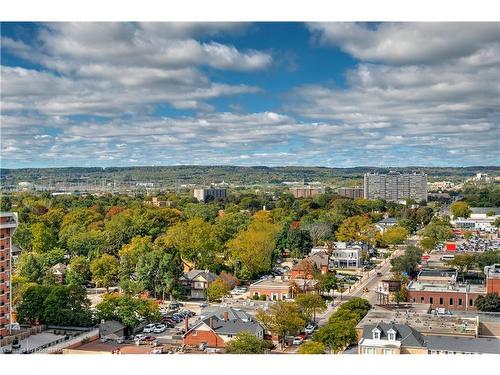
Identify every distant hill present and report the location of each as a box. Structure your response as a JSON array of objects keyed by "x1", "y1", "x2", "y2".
[{"x1": 1, "y1": 165, "x2": 499, "y2": 189}]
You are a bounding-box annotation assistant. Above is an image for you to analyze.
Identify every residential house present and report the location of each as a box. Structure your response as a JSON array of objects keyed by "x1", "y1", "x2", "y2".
[
  {"x1": 51, "y1": 263, "x2": 68, "y2": 284},
  {"x1": 183, "y1": 306, "x2": 264, "y2": 349},
  {"x1": 179, "y1": 270, "x2": 217, "y2": 299},
  {"x1": 358, "y1": 323, "x2": 427, "y2": 354},
  {"x1": 375, "y1": 217, "x2": 399, "y2": 233},
  {"x1": 290, "y1": 251, "x2": 329, "y2": 280}
]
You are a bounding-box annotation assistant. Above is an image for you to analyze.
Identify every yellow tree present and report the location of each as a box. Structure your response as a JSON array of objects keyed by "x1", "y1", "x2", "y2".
[
  {"x1": 335, "y1": 215, "x2": 377, "y2": 245},
  {"x1": 228, "y1": 210, "x2": 281, "y2": 279}
]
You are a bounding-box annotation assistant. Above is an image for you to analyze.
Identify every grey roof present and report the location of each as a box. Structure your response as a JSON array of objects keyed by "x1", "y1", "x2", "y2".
[
  {"x1": 188, "y1": 307, "x2": 263, "y2": 336},
  {"x1": 181, "y1": 269, "x2": 217, "y2": 282},
  {"x1": 99, "y1": 320, "x2": 125, "y2": 336},
  {"x1": 208, "y1": 306, "x2": 253, "y2": 322},
  {"x1": 426, "y1": 335, "x2": 500, "y2": 354},
  {"x1": 377, "y1": 217, "x2": 398, "y2": 225},
  {"x1": 362, "y1": 323, "x2": 426, "y2": 348},
  {"x1": 418, "y1": 268, "x2": 457, "y2": 278},
  {"x1": 470, "y1": 207, "x2": 500, "y2": 215}
]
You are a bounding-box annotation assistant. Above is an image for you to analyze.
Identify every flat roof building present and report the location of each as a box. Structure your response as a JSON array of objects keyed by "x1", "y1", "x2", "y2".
[
  {"x1": 364, "y1": 172, "x2": 427, "y2": 202},
  {"x1": 193, "y1": 187, "x2": 228, "y2": 203},
  {"x1": 290, "y1": 186, "x2": 325, "y2": 199},
  {"x1": 0, "y1": 212, "x2": 18, "y2": 339},
  {"x1": 337, "y1": 187, "x2": 364, "y2": 199}
]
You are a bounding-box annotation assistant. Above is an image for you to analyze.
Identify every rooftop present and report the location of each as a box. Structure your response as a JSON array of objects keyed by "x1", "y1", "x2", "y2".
[
  {"x1": 426, "y1": 335, "x2": 500, "y2": 354},
  {"x1": 357, "y1": 306, "x2": 479, "y2": 337},
  {"x1": 407, "y1": 281, "x2": 485, "y2": 294},
  {"x1": 361, "y1": 323, "x2": 426, "y2": 348}
]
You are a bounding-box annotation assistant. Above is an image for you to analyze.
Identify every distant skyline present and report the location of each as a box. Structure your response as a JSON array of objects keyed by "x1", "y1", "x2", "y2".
[{"x1": 1, "y1": 22, "x2": 499, "y2": 168}]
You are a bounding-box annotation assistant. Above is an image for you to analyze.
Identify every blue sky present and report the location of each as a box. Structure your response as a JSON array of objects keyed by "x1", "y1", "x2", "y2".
[{"x1": 1, "y1": 22, "x2": 499, "y2": 168}]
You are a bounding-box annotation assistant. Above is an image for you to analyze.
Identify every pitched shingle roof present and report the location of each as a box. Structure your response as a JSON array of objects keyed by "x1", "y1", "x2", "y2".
[
  {"x1": 187, "y1": 307, "x2": 263, "y2": 336},
  {"x1": 362, "y1": 323, "x2": 426, "y2": 348},
  {"x1": 181, "y1": 269, "x2": 217, "y2": 282}
]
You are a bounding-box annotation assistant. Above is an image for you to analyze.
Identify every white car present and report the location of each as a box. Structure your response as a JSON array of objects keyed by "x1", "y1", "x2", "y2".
[
  {"x1": 153, "y1": 324, "x2": 167, "y2": 333},
  {"x1": 292, "y1": 337, "x2": 304, "y2": 345},
  {"x1": 143, "y1": 324, "x2": 156, "y2": 333},
  {"x1": 304, "y1": 325, "x2": 315, "y2": 334}
]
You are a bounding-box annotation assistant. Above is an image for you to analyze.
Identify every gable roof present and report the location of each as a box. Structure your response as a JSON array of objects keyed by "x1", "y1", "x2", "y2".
[
  {"x1": 377, "y1": 217, "x2": 398, "y2": 225},
  {"x1": 186, "y1": 307, "x2": 263, "y2": 337},
  {"x1": 362, "y1": 323, "x2": 426, "y2": 348},
  {"x1": 181, "y1": 269, "x2": 217, "y2": 282},
  {"x1": 99, "y1": 320, "x2": 125, "y2": 337}
]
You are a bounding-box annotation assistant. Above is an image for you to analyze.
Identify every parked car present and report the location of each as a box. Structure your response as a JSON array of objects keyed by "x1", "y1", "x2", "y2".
[
  {"x1": 376, "y1": 272, "x2": 383, "y2": 277},
  {"x1": 304, "y1": 323, "x2": 317, "y2": 334},
  {"x1": 153, "y1": 324, "x2": 167, "y2": 333},
  {"x1": 292, "y1": 337, "x2": 304, "y2": 345},
  {"x1": 200, "y1": 302, "x2": 209, "y2": 308},
  {"x1": 143, "y1": 323, "x2": 156, "y2": 333}
]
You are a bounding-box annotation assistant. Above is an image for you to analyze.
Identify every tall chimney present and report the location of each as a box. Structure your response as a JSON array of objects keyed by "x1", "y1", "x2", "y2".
[
  {"x1": 184, "y1": 316, "x2": 189, "y2": 332},
  {"x1": 224, "y1": 311, "x2": 229, "y2": 321}
]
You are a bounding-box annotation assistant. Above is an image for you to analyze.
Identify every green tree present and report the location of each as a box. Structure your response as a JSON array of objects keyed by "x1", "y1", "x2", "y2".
[
  {"x1": 316, "y1": 273, "x2": 337, "y2": 295},
  {"x1": 118, "y1": 236, "x2": 154, "y2": 280},
  {"x1": 225, "y1": 331, "x2": 270, "y2": 354},
  {"x1": 390, "y1": 245, "x2": 424, "y2": 277},
  {"x1": 165, "y1": 218, "x2": 219, "y2": 270},
  {"x1": 474, "y1": 294, "x2": 500, "y2": 312},
  {"x1": 12, "y1": 222, "x2": 33, "y2": 251},
  {"x1": 207, "y1": 277, "x2": 230, "y2": 302},
  {"x1": 90, "y1": 254, "x2": 119, "y2": 291},
  {"x1": 65, "y1": 256, "x2": 91, "y2": 286},
  {"x1": 298, "y1": 340, "x2": 326, "y2": 354},
  {"x1": 420, "y1": 236, "x2": 437, "y2": 251},
  {"x1": 337, "y1": 298, "x2": 372, "y2": 321},
  {"x1": 16, "y1": 252, "x2": 45, "y2": 283},
  {"x1": 31, "y1": 222, "x2": 58, "y2": 253},
  {"x1": 313, "y1": 321, "x2": 357, "y2": 353},
  {"x1": 295, "y1": 293, "x2": 326, "y2": 322},
  {"x1": 256, "y1": 301, "x2": 306, "y2": 349},
  {"x1": 16, "y1": 285, "x2": 93, "y2": 326},
  {"x1": 450, "y1": 201, "x2": 472, "y2": 218},
  {"x1": 67, "y1": 230, "x2": 106, "y2": 258},
  {"x1": 94, "y1": 293, "x2": 160, "y2": 328}
]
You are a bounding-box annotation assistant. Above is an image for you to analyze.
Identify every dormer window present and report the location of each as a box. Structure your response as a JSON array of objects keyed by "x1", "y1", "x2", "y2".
[
  {"x1": 387, "y1": 328, "x2": 396, "y2": 341},
  {"x1": 372, "y1": 327, "x2": 381, "y2": 340}
]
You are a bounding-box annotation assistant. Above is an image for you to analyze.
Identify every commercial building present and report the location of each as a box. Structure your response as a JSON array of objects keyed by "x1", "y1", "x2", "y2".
[
  {"x1": 290, "y1": 186, "x2": 325, "y2": 199},
  {"x1": 193, "y1": 187, "x2": 228, "y2": 203},
  {"x1": 0, "y1": 212, "x2": 18, "y2": 339},
  {"x1": 337, "y1": 186, "x2": 364, "y2": 199},
  {"x1": 364, "y1": 172, "x2": 428, "y2": 202},
  {"x1": 406, "y1": 266, "x2": 500, "y2": 311},
  {"x1": 330, "y1": 242, "x2": 362, "y2": 268},
  {"x1": 248, "y1": 276, "x2": 318, "y2": 301}
]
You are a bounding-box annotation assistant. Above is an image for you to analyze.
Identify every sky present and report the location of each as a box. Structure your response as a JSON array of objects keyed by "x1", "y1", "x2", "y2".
[{"x1": 1, "y1": 22, "x2": 499, "y2": 168}]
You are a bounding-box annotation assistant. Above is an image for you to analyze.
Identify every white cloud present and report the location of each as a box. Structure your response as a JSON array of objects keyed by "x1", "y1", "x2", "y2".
[{"x1": 307, "y1": 22, "x2": 500, "y2": 65}]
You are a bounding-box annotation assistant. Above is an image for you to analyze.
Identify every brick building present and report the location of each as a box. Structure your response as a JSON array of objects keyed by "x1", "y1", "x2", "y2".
[
  {"x1": 290, "y1": 186, "x2": 325, "y2": 199},
  {"x1": 337, "y1": 186, "x2": 364, "y2": 199},
  {"x1": 406, "y1": 267, "x2": 500, "y2": 311},
  {"x1": 183, "y1": 307, "x2": 264, "y2": 349},
  {"x1": 0, "y1": 212, "x2": 18, "y2": 339},
  {"x1": 290, "y1": 252, "x2": 329, "y2": 280}
]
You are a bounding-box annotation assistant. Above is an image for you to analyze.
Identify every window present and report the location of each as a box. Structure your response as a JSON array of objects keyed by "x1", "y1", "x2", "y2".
[
  {"x1": 469, "y1": 299, "x2": 473, "y2": 307},
  {"x1": 383, "y1": 349, "x2": 395, "y2": 354},
  {"x1": 430, "y1": 297, "x2": 434, "y2": 304},
  {"x1": 388, "y1": 329, "x2": 396, "y2": 341},
  {"x1": 372, "y1": 328, "x2": 381, "y2": 340},
  {"x1": 420, "y1": 296, "x2": 425, "y2": 303},
  {"x1": 363, "y1": 347, "x2": 376, "y2": 354},
  {"x1": 413, "y1": 298, "x2": 416, "y2": 303},
  {"x1": 458, "y1": 298, "x2": 463, "y2": 306},
  {"x1": 439, "y1": 298, "x2": 444, "y2": 305},
  {"x1": 449, "y1": 298, "x2": 454, "y2": 306}
]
